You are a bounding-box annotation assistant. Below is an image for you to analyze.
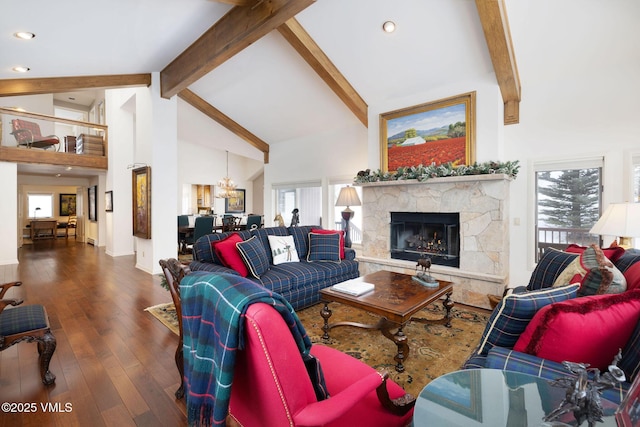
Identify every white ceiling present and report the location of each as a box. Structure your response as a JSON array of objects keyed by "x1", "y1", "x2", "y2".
[{"x1": 3, "y1": 0, "x2": 496, "y2": 176}]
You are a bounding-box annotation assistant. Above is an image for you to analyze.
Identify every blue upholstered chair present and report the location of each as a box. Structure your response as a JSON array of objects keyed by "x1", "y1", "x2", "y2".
[
  {"x1": 178, "y1": 215, "x2": 193, "y2": 253},
  {"x1": 193, "y1": 216, "x2": 215, "y2": 244},
  {"x1": 0, "y1": 281, "x2": 56, "y2": 385},
  {"x1": 245, "y1": 215, "x2": 262, "y2": 231}
]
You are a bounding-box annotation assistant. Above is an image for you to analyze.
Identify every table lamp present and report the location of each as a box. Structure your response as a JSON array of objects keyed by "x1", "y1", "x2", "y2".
[
  {"x1": 335, "y1": 186, "x2": 361, "y2": 248},
  {"x1": 589, "y1": 202, "x2": 640, "y2": 248},
  {"x1": 33, "y1": 207, "x2": 41, "y2": 219}
]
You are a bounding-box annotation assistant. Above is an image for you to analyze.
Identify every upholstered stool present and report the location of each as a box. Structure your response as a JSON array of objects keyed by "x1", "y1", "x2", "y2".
[{"x1": 0, "y1": 301, "x2": 57, "y2": 385}]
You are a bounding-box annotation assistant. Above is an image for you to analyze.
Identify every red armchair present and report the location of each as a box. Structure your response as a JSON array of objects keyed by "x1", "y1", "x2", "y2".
[
  {"x1": 228, "y1": 302, "x2": 415, "y2": 426},
  {"x1": 10, "y1": 118, "x2": 60, "y2": 150}
]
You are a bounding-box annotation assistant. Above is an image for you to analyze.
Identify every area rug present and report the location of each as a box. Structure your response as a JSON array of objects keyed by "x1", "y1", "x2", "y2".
[
  {"x1": 145, "y1": 302, "x2": 180, "y2": 336},
  {"x1": 144, "y1": 300, "x2": 489, "y2": 397}
]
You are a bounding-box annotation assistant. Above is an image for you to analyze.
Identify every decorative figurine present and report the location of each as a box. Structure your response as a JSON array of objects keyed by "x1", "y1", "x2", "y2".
[
  {"x1": 290, "y1": 208, "x2": 299, "y2": 227},
  {"x1": 412, "y1": 256, "x2": 439, "y2": 287},
  {"x1": 273, "y1": 213, "x2": 285, "y2": 227},
  {"x1": 544, "y1": 350, "x2": 626, "y2": 427}
]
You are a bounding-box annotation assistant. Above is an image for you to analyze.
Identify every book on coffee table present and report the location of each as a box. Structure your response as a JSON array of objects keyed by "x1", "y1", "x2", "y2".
[{"x1": 331, "y1": 279, "x2": 375, "y2": 296}]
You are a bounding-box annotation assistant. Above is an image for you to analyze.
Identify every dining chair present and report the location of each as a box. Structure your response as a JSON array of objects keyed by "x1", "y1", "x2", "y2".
[
  {"x1": 192, "y1": 216, "x2": 215, "y2": 244},
  {"x1": 177, "y1": 215, "x2": 193, "y2": 253},
  {"x1": 65, "y1": 215, "x2": 77, "y2": 239},
  {"x1": 221, "y1": 215, "x2": 240, "y2": 233},
  {"x1": 245, "y1": 214, "x2": 262, "y2": 231}
]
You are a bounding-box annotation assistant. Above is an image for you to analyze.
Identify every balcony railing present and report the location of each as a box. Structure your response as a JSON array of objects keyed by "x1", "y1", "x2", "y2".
[
  {"x1": 0, "y1": 107, "x2": 108, "y2": 170},
  {"x1": 537, "y1": 226, "x2": 599, "y2": 261},
  {"x1": 334, "y1": 221, "x2": 362, "y2": 245}
]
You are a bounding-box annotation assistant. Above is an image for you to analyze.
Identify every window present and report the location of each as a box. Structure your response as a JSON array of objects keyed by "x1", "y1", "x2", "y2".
[
  {"x1": 274, "y1": 183, "x2": 321, "y2": 227},
  {"x1": 28, "y1": 193, "x2": 53, "y2": 219},
  {"x1": 535, "y1": 160, "x2": 602, "y2": 261}
]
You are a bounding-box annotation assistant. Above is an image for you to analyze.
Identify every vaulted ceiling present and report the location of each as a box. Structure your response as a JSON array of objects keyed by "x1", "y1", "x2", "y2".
[{"x1": 1, "y1": 0, "x2": 519, "y2": 166}]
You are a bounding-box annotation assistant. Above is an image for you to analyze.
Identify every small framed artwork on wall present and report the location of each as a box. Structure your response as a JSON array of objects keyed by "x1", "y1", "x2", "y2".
[
  {"x1": 225, "y1": 189, "x2": 245, "y2": 214},
  {"x1": 105, "y1": 191, "x2": 113, "y2": 212},
  {"x1": 88, "y1": 185, "x2": 97, "y2": 221},
  {"x1": 132, "y1": 166, "x2": 151, "y2": 239},
  {"x1": 59, "y1": 193, "x2": 77, "y2": 216}
]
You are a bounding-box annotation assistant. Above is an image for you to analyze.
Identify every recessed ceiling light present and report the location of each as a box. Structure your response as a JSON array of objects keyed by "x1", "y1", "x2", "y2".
[
  {"x1": 65, "y1": 166, "x2": 73, "y2": 171},
  {"x1": 14, "y1": 32, "x2": 36, "y2": 40},
  {"x1": 382, "y1": 21, "x2": 396, "y2": 33},
  {"x1": 12, "y1": 66, "x2": 30, "y2": 73}
]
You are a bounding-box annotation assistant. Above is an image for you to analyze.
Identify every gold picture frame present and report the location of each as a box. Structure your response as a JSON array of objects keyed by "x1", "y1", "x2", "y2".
[
  {"x1": 380, "y1": 92, "x2": 476, "y2": 173},
  {"x1": 132, "y1": 166, "x2": 151, "y2": 239}
]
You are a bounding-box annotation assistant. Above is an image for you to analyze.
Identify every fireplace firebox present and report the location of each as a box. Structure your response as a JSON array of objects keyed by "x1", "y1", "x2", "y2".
[{"x1": 390, "y1": 212, "x2": 460, "y2": 267}]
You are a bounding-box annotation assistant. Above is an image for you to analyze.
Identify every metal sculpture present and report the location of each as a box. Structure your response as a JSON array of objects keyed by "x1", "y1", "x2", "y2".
[{"x1": 544, "y1": 350, "x2": 625, "y2": 427}]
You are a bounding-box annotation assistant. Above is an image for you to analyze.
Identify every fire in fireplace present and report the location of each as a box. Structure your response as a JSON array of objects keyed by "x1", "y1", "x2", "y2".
[{"x1": 390, "y1": 212, "x2": 460, "y2": 267}]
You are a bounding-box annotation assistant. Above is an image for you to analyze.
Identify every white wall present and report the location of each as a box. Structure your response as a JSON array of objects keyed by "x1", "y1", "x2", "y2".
[
  {"x1": 104, "y1": 88, "x2": 136, "y2": 257},
  {"x1": 263, "y1": 122, "x2": 368, "y2": 228},
  {"x1": 504, "y1": 0, "x2": 640, "y2": 285},
  {"x1": 0, "y1": 162, "x2": 17, "y2": 265}
]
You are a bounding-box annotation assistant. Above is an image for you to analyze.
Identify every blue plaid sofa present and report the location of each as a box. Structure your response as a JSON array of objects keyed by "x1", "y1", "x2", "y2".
[
  {"x1": 189, "y1": 226, "x2": 359, "y2": 310},
  {"x1": 463, "y1": 248, "x2": 640, "y2": 405}
]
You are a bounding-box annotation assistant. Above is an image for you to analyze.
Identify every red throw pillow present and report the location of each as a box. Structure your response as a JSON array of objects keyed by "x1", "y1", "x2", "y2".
[
  {"x1": 311, "y1": 228, "x2": 345, "y2": 259},
  {"x1": 624, "y1": 262, "x2": 640, "y2": 291},
  {"x1": 211, "y1": 233, "x2": 248, "y2": 277},
  {"x1": 513, "y1": 290, "x2": 640, "y2": 371},
  {"x1": 565, "y1": 243, "x2": 625, "y2": 263}
]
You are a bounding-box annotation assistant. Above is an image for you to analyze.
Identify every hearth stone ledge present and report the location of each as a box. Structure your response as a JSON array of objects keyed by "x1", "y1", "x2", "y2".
[{"x1": 357, "y1": 256, "x2": 506, "y2": 310}]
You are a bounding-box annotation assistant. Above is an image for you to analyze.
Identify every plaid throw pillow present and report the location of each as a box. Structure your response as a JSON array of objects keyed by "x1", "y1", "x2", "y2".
[
  {"x1": 527, "y1": 248, "x2": 579, "y2": 290},
  {"x1": 307, "y1": 232, "x2": 341, "y2": 262},
  {"x1": 476, "y1": 283, "x2": 580, "y2": 356},
  {"x1": 236, "y1": 236, "x2": 270, "y2": 278}
]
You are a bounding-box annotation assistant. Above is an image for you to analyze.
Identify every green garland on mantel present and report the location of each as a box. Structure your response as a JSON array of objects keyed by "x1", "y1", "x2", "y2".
[{"x1": 353, "y1": 160, "x2": 520, "y2": 184}]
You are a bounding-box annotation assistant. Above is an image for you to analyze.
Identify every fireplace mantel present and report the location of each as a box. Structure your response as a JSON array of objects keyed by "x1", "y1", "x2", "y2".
[
  {"x1": 355, "y1": 173, "x2": 513, "y2": 188},
  {"x1": 356, "y1": 173, "x2": 512, "y2": 308}
]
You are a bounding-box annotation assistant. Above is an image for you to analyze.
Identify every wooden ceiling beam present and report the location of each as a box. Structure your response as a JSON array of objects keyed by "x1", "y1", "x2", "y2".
[
  {"x1": 0, "y1": 74, "x2": 151, "y2": 97},
  {"x1": 209, "y1": 0, "x2": 255, "y2": 5},
  {"x1": 278, "y1": 18, "x2": 368, "y2": 127},
  {"x1": 161, "y1": 0, "x2": 316, "y2": 99},
  {"x1": 475, "y1": 0, "x2": 521, "y2": 125},
  {"x1": 178, "y1": 89, "x2": 270, "y2": 164}
]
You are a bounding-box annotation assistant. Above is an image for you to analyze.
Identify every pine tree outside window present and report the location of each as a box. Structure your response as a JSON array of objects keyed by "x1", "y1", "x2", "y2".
[{"x1": 534, "y1": 160, "x2": 602, "y2": 261}]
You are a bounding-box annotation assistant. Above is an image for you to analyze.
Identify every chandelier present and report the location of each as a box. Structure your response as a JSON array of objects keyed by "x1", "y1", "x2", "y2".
[{"x1": 217, "y1": 151, "x2": 237, "y2": 199}]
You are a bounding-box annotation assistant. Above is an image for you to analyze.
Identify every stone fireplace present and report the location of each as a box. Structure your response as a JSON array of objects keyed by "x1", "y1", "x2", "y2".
[
  {"x1": 356, "y1": 174, "x2": 512, "y2": 309},
  {"x1": 390, "y1": 211, "x2": 460, "y2": 267}
]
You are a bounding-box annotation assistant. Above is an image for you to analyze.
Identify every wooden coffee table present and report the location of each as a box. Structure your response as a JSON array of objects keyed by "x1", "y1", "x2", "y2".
[{"x1": 319, "y1": 270, "x2": 454, "y2": 373}]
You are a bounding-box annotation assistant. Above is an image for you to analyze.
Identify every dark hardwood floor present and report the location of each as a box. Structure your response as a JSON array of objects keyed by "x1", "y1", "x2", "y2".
[{"x1": 0, "y1": 239, "x2": 187, "y2": 426}]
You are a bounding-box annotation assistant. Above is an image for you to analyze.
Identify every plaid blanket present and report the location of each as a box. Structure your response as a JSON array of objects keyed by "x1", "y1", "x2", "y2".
[{"x1": 180, "y1": 271, "x2": 312, "y2": 426}]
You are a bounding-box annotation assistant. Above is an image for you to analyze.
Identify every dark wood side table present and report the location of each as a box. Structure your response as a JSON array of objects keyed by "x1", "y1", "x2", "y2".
[{"x1": 319, "y1": 270, "x2": 453, "y2": 373}]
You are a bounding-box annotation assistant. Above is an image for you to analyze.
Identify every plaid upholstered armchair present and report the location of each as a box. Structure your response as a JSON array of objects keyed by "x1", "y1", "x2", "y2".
[
  {"x1": 0, "y1": 281, "x2": 56, "y2": 385},
  {"x1": 10, "y1": 118, "x2": 60, "y2": 150}
]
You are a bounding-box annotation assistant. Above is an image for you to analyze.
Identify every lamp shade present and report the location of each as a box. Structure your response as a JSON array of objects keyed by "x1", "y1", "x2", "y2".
[
  {"x1": 335, "y1": 186, "x2": 361, "y2": 207},
  {"x1": 589, "y1": 202, "x2": 640, "y2": 238}
]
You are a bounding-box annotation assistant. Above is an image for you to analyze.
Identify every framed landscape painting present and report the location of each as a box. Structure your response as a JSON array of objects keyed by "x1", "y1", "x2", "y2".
[
  {"x1": 132, "y1": 166, "x2": 151, "y2": 239},
  {"x1": 380, "y1": 92, "x2": 476, "y2": 173}
]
